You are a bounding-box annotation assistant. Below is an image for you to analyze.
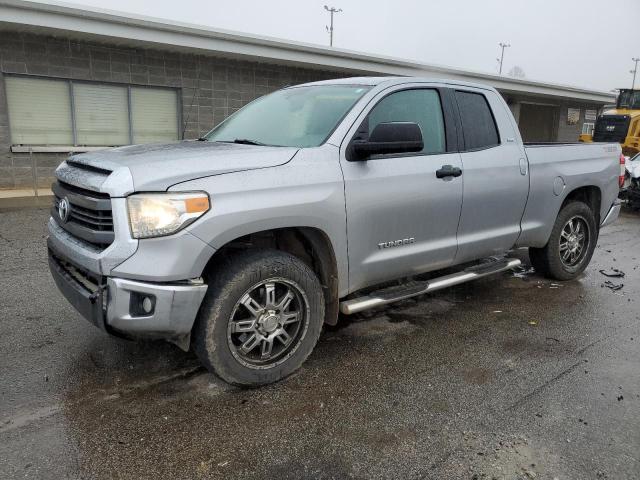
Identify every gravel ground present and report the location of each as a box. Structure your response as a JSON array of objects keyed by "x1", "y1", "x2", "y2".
[{"x1": 0, "y1": 207, "x2": 639, "y2": 479}]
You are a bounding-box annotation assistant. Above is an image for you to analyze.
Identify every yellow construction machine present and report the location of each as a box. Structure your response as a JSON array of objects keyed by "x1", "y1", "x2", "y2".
[{"x1": 579, "y1": 89, "x2": 640, "y2": 156}]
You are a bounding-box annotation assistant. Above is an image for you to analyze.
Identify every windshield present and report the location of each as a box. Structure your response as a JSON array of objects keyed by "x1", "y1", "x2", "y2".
[
  {"x1": 617, "y1": 90, "x2": 640, "y2": 110},
  {"x1": 205, "y1": 85, "x2": 370, "y2": 148}
]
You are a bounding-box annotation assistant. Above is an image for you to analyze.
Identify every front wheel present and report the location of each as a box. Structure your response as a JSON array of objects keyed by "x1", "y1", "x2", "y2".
[
  {"x1": 529, "y1": 201, "x2": 598, "y2": 281},
  {"x1": 192, "y1": 249, "x2": 324, "y2": 386}
]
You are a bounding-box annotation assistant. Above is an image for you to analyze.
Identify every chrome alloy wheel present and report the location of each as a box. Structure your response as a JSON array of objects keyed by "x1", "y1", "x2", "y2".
[
  {"x1": 227, "y1": 278, "x2": 309, "y2": 369},
  {"x1": 559, "y1": 215, "x2": 590, "y2": 267}
]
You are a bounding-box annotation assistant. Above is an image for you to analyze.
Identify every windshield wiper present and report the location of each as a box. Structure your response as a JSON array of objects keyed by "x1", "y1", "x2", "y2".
[
  {"x1": 231, "y1": 138, "x2": 268, "y2": 146},
  {"x1": 197, "y1": 137, "x2": 208, "y2": 141}
]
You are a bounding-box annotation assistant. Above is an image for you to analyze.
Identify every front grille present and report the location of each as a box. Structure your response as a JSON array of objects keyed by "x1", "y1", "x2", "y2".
[
  {"x1": 593, "y1": 115, "x2": 630, "y2": 143},
  {"x1": 52, "y1": 181, "x2": 114, "y2": 248}
]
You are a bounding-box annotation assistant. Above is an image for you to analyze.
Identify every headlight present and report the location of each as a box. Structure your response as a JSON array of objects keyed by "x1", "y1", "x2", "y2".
[{"x1": 127, "y1": 192, "x2": 210, "y2": 239}]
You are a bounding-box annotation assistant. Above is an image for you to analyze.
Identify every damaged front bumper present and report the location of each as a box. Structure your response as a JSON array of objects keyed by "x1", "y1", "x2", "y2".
[
  {"x1": 620, "y1": 185, "x2": 640, "y2": 208},
  {"x1": 48, "y1": 246, "x2": 207, "y2": 349}
]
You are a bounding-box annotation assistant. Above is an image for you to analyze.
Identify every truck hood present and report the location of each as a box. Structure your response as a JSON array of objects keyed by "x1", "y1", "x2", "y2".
[{"x1": 67, "y1": 141, "x2": 299, "y2": 192}]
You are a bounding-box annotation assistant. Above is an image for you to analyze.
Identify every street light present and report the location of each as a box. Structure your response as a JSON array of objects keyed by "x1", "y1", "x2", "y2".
[
  {"x1": 631, "y1": 57, "x2": 639, "y2": 90},
  {"x1": 497, "y1": 42, "x2": 511, "y2": 75},
  {"x1": 324, "y1": 5, "x2": 342, "y2": 47}
]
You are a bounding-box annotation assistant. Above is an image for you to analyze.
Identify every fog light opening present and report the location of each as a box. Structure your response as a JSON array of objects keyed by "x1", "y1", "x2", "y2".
[{"x1": 130, "y1": 292, "x2": 156, "y2": 316}]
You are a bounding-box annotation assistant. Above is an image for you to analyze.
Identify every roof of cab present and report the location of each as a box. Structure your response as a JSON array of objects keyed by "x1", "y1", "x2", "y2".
[{"x1": 294, "y1": 76, "x2": 498, "y2": 92}]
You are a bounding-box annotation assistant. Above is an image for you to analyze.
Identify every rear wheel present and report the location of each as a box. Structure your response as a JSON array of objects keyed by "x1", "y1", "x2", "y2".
[
  {"x1": 529, "y1": 201, "x2": 598, "y2": 280},
  {"x1": 192, "y1": 249, "x2": 324, "y2": 386}
]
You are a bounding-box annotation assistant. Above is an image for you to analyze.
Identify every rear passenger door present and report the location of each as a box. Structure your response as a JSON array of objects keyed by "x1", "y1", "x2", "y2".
[
  {"x1": 340, "y1": 86, "x2": 464, "y2": 293},
  {"x1": 452, "y1": 88, "x2": 529, "y2": 263}
]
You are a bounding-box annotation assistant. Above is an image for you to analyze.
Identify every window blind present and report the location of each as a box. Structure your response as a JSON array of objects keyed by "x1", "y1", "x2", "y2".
[
  {"x1": 4, "y1": 76, "x2": 180, "y2": 147},
  {"x1": 131, "y1": 87, "x2": 179, "y2": 143},
  {"x1": 73, "y1": 83, "x2": 130, "y2": 146},
  {"x1": 5, "y1": 76, "x2": 73, "y2": 145}
]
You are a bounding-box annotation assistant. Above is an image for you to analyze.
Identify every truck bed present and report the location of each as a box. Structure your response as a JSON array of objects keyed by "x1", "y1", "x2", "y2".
[{"x1": 516, "y1": 141, "x2": 621, "y2": 248}]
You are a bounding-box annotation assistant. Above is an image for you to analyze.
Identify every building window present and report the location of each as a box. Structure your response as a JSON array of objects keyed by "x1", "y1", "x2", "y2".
[
  {"x1": 130, "y1": 87, "x2": 180, "y2": 143},
  {"x1": 5, "y1": 76, "x2": 74, "y2": 145},
  {"x1": 4, "y1": 75, "x2": 179, "y2": 147},
  {"x1": 582, "y1": 122, "x2": 594, "y2": 135}
]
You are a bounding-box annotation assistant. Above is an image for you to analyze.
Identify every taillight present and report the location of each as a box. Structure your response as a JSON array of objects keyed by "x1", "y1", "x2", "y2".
[{"x1": 619, "y1": 153, "x2": 626, "y2": 188}]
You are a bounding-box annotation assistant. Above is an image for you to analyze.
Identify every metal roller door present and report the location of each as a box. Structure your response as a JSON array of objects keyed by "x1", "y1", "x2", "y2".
[{"x1": 518, "y1": 103, "x2": 559, "y2": 142}]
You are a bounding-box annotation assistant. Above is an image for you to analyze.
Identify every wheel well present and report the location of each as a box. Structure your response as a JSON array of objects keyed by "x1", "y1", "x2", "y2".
[
  {"x1": 203, "y1": 228, "x2": 340, "y2": 326},
  {"x1": 563, "y1": 186, "x2": 601, "y2": 225}
]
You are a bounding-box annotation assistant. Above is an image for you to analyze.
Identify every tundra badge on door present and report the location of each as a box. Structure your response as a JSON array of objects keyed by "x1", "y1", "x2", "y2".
[{"x1": 378, "y1": 238, "x2": 416, "y2": 249}]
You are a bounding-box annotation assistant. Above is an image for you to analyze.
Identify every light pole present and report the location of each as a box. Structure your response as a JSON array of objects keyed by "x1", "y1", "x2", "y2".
[
  {"x1": 324, "y1": 5, "x2": 342, "y2": 47},
  {"x1": 631, "y1": 57, "x2": 639, "y2": 90},
  {"x1": 497, "y1": 42, "x2": 510, "y2": 75}
]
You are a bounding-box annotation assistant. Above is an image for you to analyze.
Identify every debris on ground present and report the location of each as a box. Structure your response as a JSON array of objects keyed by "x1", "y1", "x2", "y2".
[
  {"x1": 529, "y1": 321, "x2": 538, "y2": 326},
  {"x1": 602, "y1": 281, "x2": 624, "y2": 291},
  {"x1": 513, "y1": 266, "x2": 536, "y2": 278},
  {"x1": 599, "y1": 268, "x2": 625, "y2": 278}
]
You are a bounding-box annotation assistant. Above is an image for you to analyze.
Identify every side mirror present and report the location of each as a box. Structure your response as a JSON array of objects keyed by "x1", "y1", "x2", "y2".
[{"x1": 350, "y1": 122, "x2": 424, "y2": 160}]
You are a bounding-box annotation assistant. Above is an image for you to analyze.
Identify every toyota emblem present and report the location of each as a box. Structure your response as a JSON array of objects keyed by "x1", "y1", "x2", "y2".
[{"x1": 58, "y1": 197, "x2": 71, "y2": 223}]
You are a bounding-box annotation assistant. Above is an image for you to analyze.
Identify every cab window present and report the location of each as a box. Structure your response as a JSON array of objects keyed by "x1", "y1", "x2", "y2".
[
  {"x1": 367, "y1": 89, "x2": 446, "y2": 155},
  {"x1": 454, "y1": 90, "x2": 500, "y2": 150}
]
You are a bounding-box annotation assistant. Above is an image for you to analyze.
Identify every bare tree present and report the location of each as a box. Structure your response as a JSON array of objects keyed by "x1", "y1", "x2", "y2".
[{"x1": 508, "y1": 66, "x2": 526, "y2": 79}]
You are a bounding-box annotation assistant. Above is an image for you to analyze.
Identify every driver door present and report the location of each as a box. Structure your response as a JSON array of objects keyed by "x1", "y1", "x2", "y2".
[{"x1": 340, "y1": 86, "x2": 464, "y2": 293}]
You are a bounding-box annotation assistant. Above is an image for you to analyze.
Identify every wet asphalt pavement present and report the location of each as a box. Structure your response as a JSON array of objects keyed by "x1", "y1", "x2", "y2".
[{"x1": 1, "y1": 208, "x2": 639, "y2": 480}]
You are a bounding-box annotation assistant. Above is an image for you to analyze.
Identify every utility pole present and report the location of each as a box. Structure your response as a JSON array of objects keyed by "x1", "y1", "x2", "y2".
[
  {"x1": 497, "y1": 42, "x2": 510, "y2": 75},
  {"x1": 631, "y1": 57, "x2": 639, "y2": 90},
  {"x1": 324, "y1": 5, "x2": 342, "y2": 47}
]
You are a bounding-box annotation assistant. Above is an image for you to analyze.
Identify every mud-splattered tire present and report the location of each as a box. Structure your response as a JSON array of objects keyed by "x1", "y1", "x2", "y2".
[
  {"x1": 192, "y1": 249, "x2": 324, "y2": 387},
  {"x1": 529, "y1": 201, "x2": 598, "y2": 281}
]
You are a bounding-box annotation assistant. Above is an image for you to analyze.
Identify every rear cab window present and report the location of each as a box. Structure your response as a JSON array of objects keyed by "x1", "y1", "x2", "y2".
[{"x1": 454, "y1": 90, "x2": 500, "y2": 150}]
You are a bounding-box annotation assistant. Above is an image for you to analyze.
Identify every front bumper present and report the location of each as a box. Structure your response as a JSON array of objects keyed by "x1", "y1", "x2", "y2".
[
  {"x1": 106, "y1": 277, "x2": 207, "y2": 337},
  {"x1": 600, "y1": 200, "x2": 622, "y2": 228},
  {"x1": 48, "y1": 247, "x2": 207, "y2": 343}
]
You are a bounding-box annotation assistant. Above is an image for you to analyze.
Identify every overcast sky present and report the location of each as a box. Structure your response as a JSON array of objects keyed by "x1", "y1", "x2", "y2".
[{"x1": 43, "y1": 0, "x2": 639, "y2": 92}]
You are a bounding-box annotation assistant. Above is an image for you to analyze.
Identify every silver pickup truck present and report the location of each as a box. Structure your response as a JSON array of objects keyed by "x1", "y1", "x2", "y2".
[{"x1": 48, "y1": 77, "x2": 623, "y2": 386}]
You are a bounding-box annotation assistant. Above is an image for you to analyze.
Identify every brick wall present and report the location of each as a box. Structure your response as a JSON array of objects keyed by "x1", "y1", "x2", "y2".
[{"x1": 0, "y1": 31, "x2": 343, "y2": 190}]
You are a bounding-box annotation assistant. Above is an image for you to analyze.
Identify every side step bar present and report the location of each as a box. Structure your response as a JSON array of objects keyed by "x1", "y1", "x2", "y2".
[{"x1": 339, "y1": 258, "x2": 521, "y2": 315}]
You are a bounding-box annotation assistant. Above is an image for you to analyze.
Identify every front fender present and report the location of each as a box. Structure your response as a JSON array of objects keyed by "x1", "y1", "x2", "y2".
[{"x1": 173, "y1": 145, "x2": 350, "y2": 297}]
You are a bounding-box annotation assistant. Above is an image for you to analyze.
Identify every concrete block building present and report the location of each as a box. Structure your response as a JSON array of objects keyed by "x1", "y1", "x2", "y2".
[{"x1": 0, "y1": 0, "x2": 614, "y2": 195}]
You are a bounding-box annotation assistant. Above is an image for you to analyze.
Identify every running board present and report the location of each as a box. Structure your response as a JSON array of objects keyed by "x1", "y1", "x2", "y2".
[{"x1": 339, "y1": 258, "x2": 522, "y2": 315}]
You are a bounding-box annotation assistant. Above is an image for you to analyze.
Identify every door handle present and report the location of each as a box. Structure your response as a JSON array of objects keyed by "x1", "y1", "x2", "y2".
[
  {"x1": 436, "y1": 165, "x2": 462, "y2": 179},
  {"x1": 519, "y1": 158, "x2": 528, "y2": 175}
]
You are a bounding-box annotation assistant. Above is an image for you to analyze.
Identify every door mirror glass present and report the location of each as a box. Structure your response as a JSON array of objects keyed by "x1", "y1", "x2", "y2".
[{"x1": 351, "y1": 122, "x2": 424, "y2": 160}]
